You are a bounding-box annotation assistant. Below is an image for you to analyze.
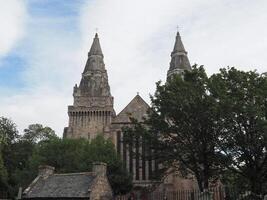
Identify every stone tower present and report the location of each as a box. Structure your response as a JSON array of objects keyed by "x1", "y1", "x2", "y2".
[
  {"x1": 167, "y1": 31, "x2": 191, "y2": 79},
  {"x1": 62, "y1": 31, "x2": 197, "y2": 190},
  {"x1": 64, "y1": 33, "x2": 115, "y2": 139}
]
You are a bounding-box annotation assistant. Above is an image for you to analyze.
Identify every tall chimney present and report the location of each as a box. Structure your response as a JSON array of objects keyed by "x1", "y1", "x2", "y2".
[
  {"x1": 92, "y1": 162, "x2": 107, "y2": 177},
  {"x1": 38, "y1": 165, "x2": 55, "y2": 177}
]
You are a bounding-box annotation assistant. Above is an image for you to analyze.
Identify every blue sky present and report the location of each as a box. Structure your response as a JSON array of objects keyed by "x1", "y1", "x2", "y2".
[
  {"x1": 0, "y1": 0, "x2": 83, "y2": 89},
  {"x1": 0, "y1": 0, "x2": 267, "y2": 135},
  {"x1": 0, "y1": 54, "x2": 25, "y2": 89}
]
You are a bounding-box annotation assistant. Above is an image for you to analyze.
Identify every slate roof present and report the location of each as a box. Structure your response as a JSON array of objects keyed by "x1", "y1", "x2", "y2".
[{"x1": 23, "y1": 172, "x2": 96, "y2": 199}]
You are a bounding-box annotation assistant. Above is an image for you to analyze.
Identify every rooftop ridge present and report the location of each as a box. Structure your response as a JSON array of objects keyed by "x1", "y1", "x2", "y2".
[
  {"x1": 116, "y1": 94, "x2": 149, "y2": 117},
  {"x1": 53, "y1": 172, "x2": 96, "y2": 176}
]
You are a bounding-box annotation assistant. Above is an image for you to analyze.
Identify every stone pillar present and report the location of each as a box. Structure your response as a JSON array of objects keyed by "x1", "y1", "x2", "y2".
[
  {"x1": 92, "y1": 162, "x2": 107, "y2": 177},
  {"x1": 38, "y1": 165, "x2": 55, "y2": 177}
]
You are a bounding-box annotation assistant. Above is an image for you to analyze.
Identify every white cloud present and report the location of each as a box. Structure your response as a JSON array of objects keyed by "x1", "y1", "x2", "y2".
[
  {"x1": 80, "y1": 0, "x2": 267, "y2": 113},
  {"x1": 0, "y1": 0, "x2": 27, "y2": 58},
  {"x1": 0, "y1": 87, "x2": 70, "y2": 135},
  {"x1": 1, "y1": 0, "x2": 267, "y2": 136}
]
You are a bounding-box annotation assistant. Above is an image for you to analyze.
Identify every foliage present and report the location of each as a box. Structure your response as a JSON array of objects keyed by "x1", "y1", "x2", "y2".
[
  {"x1": 124, "y1": 65, "x2": 222, "y2": 191},
  {"x1": 22, "y1": 124, "x2": 58, "y2": 143},
  {"x1": 0, "y1": 117, "x2": 19, "y2": 146},
  {"x1": 210, "y1": 67, "x2": 267, "y2": 196},
  {"x1": 1, "y1": 66, "x2": 266, "y2": 197},
  {"x1": 124, "y1": 66, "x2": 267, "y2": 196},
  {"x1": 5, "y1": 140, "x2": 36, "y2": 195},
  {"x1": 28, "y1": 135, "x2": 132, "y2": 195},
  {"x1": 86, "y1": 136, "x2": 132, "y2": 195},
  {"x1": 0, "y1": 120, "x2": 57, "y2": 196},
  {"x1": 0, "y1": 117, "x2": 20, "y2": 194},
  {"x1": 0, "y1": 151, "x2": 8, "y2": 189},
  {"x1": 0, "y1": 117, "x2": 132, "y2": 196}
]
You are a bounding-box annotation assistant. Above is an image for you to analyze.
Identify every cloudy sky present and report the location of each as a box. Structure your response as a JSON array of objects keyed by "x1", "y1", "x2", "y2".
[{"x1": 0, "y1": 0, "x2": 266, "y2": 136}]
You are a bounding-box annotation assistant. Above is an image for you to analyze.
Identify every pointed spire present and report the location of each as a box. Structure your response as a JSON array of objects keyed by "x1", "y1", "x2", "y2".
[
  {"x1": 76, "y1": 33, "x2": 111, "y2": 98},
  {"x1": 172, "y1": 32, "x2": 186, "y2": 54},
  {"x1": 167, "y1": 31, "x2": 191, "y2": 79},
  {"x1": 88, "y1": 33, "x2": 103, "y2": 56}
]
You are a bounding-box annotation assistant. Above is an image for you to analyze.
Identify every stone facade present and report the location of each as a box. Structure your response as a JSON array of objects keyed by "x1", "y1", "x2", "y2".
[
  {"x1": 63, "y1": 32, "x2": 197, "y2": 190},
  {"x1": 89, "y1": 163, "x2": 113, "y2": 200},
  {"x1": 112, "y1": 95, "x2": 158, "y2": 184},
  {"x1": 64, "y1": 33, "x2": 115, "y2": 140}
]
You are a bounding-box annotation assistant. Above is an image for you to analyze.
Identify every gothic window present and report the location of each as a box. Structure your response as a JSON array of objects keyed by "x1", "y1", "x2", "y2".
[
  {"x1": 129, "y1": 135, "x2": 133, "y2": 174},
  {"x1": 135, "y1": 135, "x2": 140, "y2": 180},
  {"x1": 142, "y1": 139, "x2": 146, "y2": 180},
  {"x1": 148, "y1": 144, "x2": 152, "y2": 180},
  {"x1": 123, "y1": 133, "x2": 127, "y2": 169},
  {"x1": 116, "y1": 131, "x2": 121, "y2": 155}
]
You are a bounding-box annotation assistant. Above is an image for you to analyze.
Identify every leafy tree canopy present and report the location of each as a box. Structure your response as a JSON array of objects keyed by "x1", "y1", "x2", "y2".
[
  {"x1": 22, "y1": 124, "x2": 58, "y2": 143},
  {"x1": 125, "y1": 66, "x2": 222, "y2": 191},
  {"x1": 124, "y1": 66, "x2": 267, "y2": 196},
  {"x1": 210, "y1": 67, "x2": 267, "y2": 196},
  {"x1": 0, "y1": 151, "x2": 8, "y2": 189},
  {"x1": 0, "y1": 117, "x2": 19, "y2": 146},
  {"x1": 28, "y1": 135, "x2": 132, "y2": 195},
  {"x1": 0, "y1": 119, "x2": 132, "y2": 197}
]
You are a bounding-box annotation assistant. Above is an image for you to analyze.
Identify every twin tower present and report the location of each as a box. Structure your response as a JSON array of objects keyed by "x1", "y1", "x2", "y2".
[
  {"x1": 63, "y1": 32, "x2": 191, "y2": 142},
  {"x1": 63, "y1": 32, "x2": 191, "y2": 184}
]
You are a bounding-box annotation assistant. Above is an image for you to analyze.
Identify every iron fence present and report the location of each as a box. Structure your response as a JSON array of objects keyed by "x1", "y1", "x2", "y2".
[
  {"x1": 115, "y1": 187, "x2": 263, "y2": 200},
  {"x1": 0, "y1": 190, "x2": 8, "y2": 199}
]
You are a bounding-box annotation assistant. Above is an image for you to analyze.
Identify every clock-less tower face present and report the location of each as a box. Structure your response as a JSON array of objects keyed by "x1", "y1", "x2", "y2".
[{"x1": 64, "y1": 33, "x2": 114, "y2": 140}]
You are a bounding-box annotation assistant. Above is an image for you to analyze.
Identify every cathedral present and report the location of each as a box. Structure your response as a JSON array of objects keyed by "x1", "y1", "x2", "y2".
[{"x1": 63, "y1": 32, "x2": 195, "y2": 190}]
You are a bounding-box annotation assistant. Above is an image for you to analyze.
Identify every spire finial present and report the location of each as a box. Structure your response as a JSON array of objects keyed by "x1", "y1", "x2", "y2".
[
  {"x1": 94, "y1": 28, "x2": 99, "y2": 38},
  {"x1": 176, "y1": 25, "x2": 181, "y2": 36},
  {"x1": 89, "y1": 31, "x2": 103, "y2": 56}
]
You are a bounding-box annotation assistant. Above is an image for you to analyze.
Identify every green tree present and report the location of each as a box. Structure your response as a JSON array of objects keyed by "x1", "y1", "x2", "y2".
[
  {"x1": 0, "y1": 151, "x2": 8, "y2": 189},
  {"x1": 32, "y1": 138, "x2": 87, "y2": 172},
  {"x1": 86, "y1": 135, "x2": 132, "y2": 195},
  {"x1": 0, "y1": 117, "x2": 19, "y2": 145},
  {"x1": 124, "y1": 66, "x2": 222, "y2": 192},
  {"x1": 0, "y1": 117, "x2": 19, "y2": 193},
  {"x1": 22, "y1": 124, "x2": 58, "y2": 143},
  {"x1": 210, "y1": 68, "x2": 267, "y2": 198},
  {"x1": 28, "y1": 135, "x2": 132, "y2": 195},
  {"x1": 0, "y1": 120, "x2": 56, "y2": 197},
  {"x1": 6, "y1": 140, "x2": 36, "y2": 196}
]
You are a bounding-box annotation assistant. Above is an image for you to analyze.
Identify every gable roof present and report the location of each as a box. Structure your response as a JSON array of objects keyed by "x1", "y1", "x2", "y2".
[
  {"x1": 23, "y1": 172, "x2": 96, "y2": 199},
  {"x1": 113, "y1": 95, "x2": 150, "y2": 123}
]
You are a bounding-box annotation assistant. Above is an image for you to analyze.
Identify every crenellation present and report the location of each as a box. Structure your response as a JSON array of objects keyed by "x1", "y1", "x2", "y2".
[{"x1": 64, "y1": 33, "x2": 115, "y2": 140}]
